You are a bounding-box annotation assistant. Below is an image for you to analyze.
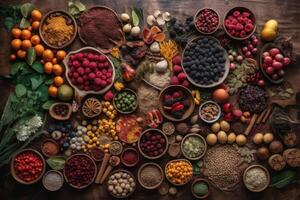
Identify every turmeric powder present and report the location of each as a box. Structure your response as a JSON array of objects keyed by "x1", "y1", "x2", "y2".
[{"x1": 42, "y1": 15, "x2": 74, "y2": 47}]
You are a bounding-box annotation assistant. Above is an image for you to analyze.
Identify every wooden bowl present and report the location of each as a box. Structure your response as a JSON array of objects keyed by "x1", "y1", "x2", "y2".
[
  {"x1": 181, "y1": 133, "x2": 207, "y2": 160},
  {"x1": 191, "y1": 178, "x2": 211, "y2": 199},
  {"x1": 194, "y1": 8, "x2": 220, "y2": 35},
  {"x1": 121, "y1": 147, "x2": 140, "y2": 167},
  {"x1": 165, "y1": 159, "x2": 193, "y2": 186},
  {"x1": 138, "y1": 162, "x2": 164, "y2": 189},
  {"x1": 113, "y1": 88, "x2": 138, "y2": 114},
  {"x1": 199, "y1": 100, "x2": 221, "y2": 123},
  {"x1": 107, "y1": 169, "x2": 136, "y2": 198},
  {"x1": 138, "y1": 128, "x2": 168, "y2": 160},
  {"x1": 181, "y1": 36, "x2": 230, "y2": 88},
  {"x1": 223, "y1": 7, "x2": 256, "y2": 40},
  {"x1": 40, "y1": 139, "x2": 60, "y2": 157},
  {"x1": 158, "y1": 85, "x2": 195, "y2": 122},
  {"x1": 42, "y1": 170, "x2": 64, "y2": 191},
  {"x1": 39, "y1": 10, "x2": 77, "y2": 49},
  {"x1": 243, "y1": 164, "x2": 270, "y2": 192},
  {"x1": 49, "y1": 102, "x2": 72, "y2": 121},
  {"x1": 63, "y1": 153, "x2": 97, "y2": 189},
  {"x1": 11, "y1": 149, "x2": 46, "y2": 185},
  {"x1": 259, "y1": 43, "x2": 284, "y2": 84}
]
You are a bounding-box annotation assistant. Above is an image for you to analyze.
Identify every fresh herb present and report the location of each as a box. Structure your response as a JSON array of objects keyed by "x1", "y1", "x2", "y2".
[
  {"x1": 68, "y1": 0, "x2": 86, "y2": 18},
  {"x1": 19, "y1": 3, "x2": 35, "y2": 29},
  {"x1": 0, "y1": 5, "x2": 22, "y2": 31},
  {"x1": 270, "y1": 170, "x2": 297, "y2": 189},
  {"x1": 46, "y1": 156, "x2": 66, "y2": 170},
  {"x1": 131, "y1": 7, "x2": 143, "y2": 27}
]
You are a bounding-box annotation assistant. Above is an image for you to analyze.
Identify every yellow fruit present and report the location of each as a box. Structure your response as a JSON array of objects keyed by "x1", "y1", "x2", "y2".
[
  {"x1": 217, "y1": 131, "x2": 227, "y2": 144},
  {"x1": 227, "y1": 133, "x2": 236, "y2": 144},
  {"x1": 11, "y1": 39, "x2": 22, "y2": 50},
  {"x1": 30, "y1": 35, "x2": 40, "y2": 45},
  {"x1": 220, "y1": 120, "x2": 230, "y2": 132},
  {"x1": 253, "y1": 133, "x2": 264, "y2": 145},
  {"x1": 56, "y1": 50, "x2": 66, "y2": 60},
  {"x1": 206, "y1": 133, "x2": 217, "y2": 146},
  {"x1": 236, "y1": 134, "x2": 247, "y2": 146},
  {"x1": 31, "y1": 10, "x2": 42, "y2": 21},
  {"x1": 263, "y1": 133, "x2": 274, "y2": 144},
  {"x1": 16, "y1": 50, "x2": 26, "y2": 59},
  {"x1": 211, "y1": 122, "x2": 221, "y2": 133},
  {"x1": 11, "y1": 28, "x2": 22, "y2": 38},
  {"x1": 32, "y1": 21, "x2": 40, "y2": 30},
  {"x1": 53, "y1": 64, "x2": 64, "y2": 76},
  {"x1": 57, "y1": 84, "x2": 73, "y2": 101},
  {"x1": 261, "y1": 28, "x2": 277, "y2": 41},
  {"x1": 48, "y1": 85, "x2": 58, "y2": 97},
  {"x1": 265, "y1": 19, "x2": 278, "y2": 30}
]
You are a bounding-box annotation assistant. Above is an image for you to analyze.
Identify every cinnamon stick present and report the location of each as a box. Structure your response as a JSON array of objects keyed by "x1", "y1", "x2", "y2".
[
  {"x1": 245, "y1": 114, "x2": 258, "y2": 135},
  {"x1": 100, "y1": 165, "x2": 113, "y2": 184},
  {"x1": 95, "y1": 153, "x2": 110, "y2": 184},
  {"x1": 256, "y1": 109, "x2": 267, "y2": 124},
  {"x1": 262, "y1": 106, "x2": 273, "y2": 123}
]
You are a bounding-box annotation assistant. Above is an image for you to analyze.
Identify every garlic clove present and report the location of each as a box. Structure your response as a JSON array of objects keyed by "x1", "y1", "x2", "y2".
[
  {"x1": 122, "y1": 24, "x2": 132, "y2": 33},
  {"x1": 162, "y1": 12, "x2": 171, "y2": 21},
  {"x1": 146, "y1": 15, "x2": 156, "y2": 26},
  {"x1": 150, "y1": 41, "x2": 160, "y2": 53},
  {"x1": 154, "y1": 10, "x2": 162, "y2": 18},
  {"x1": 155, "y1": 59, "x2": 168, "y2": 73},
  {"x1": 120, "y1": 13, "x2": 130, "y2": 22},
  {"x1": 156, "y1": 16, "x2": 165, "y2": 26}
]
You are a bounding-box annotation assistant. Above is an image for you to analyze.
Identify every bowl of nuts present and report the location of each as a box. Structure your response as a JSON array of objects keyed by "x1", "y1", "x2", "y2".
[{"x1": 199, "y1": 101, "x2": 221, "y2": 123}]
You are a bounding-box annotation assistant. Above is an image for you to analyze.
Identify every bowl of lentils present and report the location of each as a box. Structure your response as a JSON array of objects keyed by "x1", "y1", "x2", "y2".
[
  {"x1": 107, "y1": 170, "x2": 136, "y2": 198},
  {"x1": 113, "y1": 88, "x2": 138, "y2": 114},
  {"x1": 138, "y1": 129, "x2": 168, "y2": 159},
  {"x1": 63, "y1": 153, "x2": 96, "y2": 189},
  {"x1": 181, "y1": 133, "x2": 207, "y2": 160},
  {"x1": 194, "y1": 8, "x2": 220, "y2": 34},
  {"x1": 199, "y1": 101, "x2": 221, "y2": 123},
  {"x1": 182, "y1": 36, "x2": 230, "y2": 88}
]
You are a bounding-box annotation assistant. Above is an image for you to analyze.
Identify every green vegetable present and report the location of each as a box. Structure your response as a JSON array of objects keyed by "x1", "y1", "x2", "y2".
[
  {"x1": 131, "y1": 9, "x2": 139, "y2": 27},
  {"x1": 31, "y1": 61, "x2": 44, "y2": 73},
  {"x1": 26, "y1": 47, "x2": 36, "y2": 66},
  {"x1": 270, "y1": 170, "x2": 297, "y2": 189},
  {"x1": 131, "y1": 7, "x2": 143, "y2": 27},
  {"x1": 46, "y1": 157, "x2": 66, "y2": 170},
  {"x1": 15, "y1": 84, "x2": 27, "y2": 97},
  {"x1": 19, "y1": 17, "x2": 30, "y2": 29},
  {"x1": 68, "y1": 0, "x2": 86, "y2": 18},
  {"x1": 20, "y1": 3, "x2": 35, "y2": 18}
]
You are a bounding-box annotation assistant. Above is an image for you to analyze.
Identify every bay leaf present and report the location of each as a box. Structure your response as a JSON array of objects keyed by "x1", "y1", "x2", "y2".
[
  {"x1": 20, "y1": 3, "x2": 35, "y2": 18},
  {"x1": 131, "y1": 9, "x2": 139, "y2": 27},
  {"x1": 270, "y1": 170, "x2": 296, "y2": 189},
  {"x1": 19, "y1": 17, "x2": 30, "y2": 29},
  {"x1": 31, "y1": 61, "x2": 44, "y2": 73},
  {"x1": 26, "y1": 47, "x2": 36, "y2": 66},
  {"x1": 46, "y1": 156, "x2": 66, "y2": 170},
  {"x1": 15, "y1": 84, "x2": 27, "y2": 97}
]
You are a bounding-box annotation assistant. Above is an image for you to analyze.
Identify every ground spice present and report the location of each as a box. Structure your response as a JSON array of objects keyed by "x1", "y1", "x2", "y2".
[
  {"x1": 137, "y1": 84, "x2": 159, "y2": 114},
  {"x1": 41, "y1": 140, "x2": 59, "y2": 156},
  {"x1": 42, "y1": 15, "x2": 74, "y2": 47},
  {"x1": 140, "y1": 165, "x2": 162, "y2": 187},
  {"x1": 43, "y1": 171, "x2": 64, "y2": 191},
  {"x1": 149, "y1": 71, "x2": 171, "y2": 88},
  {"x1": 122, "y1": 149, "x2": 138, "y2": 165}
]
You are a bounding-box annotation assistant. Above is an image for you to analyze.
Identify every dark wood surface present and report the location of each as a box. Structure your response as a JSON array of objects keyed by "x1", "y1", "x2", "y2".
[{"x1": 1, "y1": 0, "x2": 300, "y2": 200}]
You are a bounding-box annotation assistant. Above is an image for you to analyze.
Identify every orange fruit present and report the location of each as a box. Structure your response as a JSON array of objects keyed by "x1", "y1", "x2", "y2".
[
  {"x1": 27, "y1": 26, "x2": 32, "y2": 32},
  {"x1": 21, "y1": 39, "x2": 32, "y2": 50},
  {"x1": 52, "y1": 64, "x2": 64, "y2": 75},
  {"x1": 11, "y1": 39, "x2": 22, "y2": 50},
  {"x1": 44, "y1": 62, "x2": 53, "y2": 74},
  {"x1": 21, "y1": 29, "x2": 31, "y2": 40},
  {"x1": 11, "y1": 28, "x2": 21, "y2": 38},
  {"x1": 16, "y1": 50, "x2": 26, "y2": 59},
  {"x1": 54, "y1": 76, "x2": 64, "y2": 87},
  {"x1": 10, "y1": 54, "x2": 16, "y2": 61},
  {"x1": 31, "y1": 10, "x2": 42, "y2": 21},
  {"x1": 42, "y1": 49, "x2": 54, "y2": 61},
  {"x1": 56, "y1": 50, "x2": 66, "y2": 60},
  {"x1": 32, "y1": 21, "x2": 40, "y2": 30},
  {"x1": 52, "y1": 58, "x2": 58, "y2": 64},
  {"x1": 153, "y1": 32, "x2": 165, "y2": 42},
  {"x1": 48, "y1": 85, "x2": 58, "y2": 98},
  {"x1": 30, "y1": 35, "x2": 40, "y2": 45},
  {"x1": 34, "y1": 44, "x2": 44, "y2": 56}
]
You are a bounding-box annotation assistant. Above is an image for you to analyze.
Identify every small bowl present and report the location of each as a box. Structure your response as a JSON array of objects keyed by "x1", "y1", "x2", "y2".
[
  {"x1": 223, "y1": 7, "x2": 256, "y2": 40},
  {"x1": 138, "y1": 162, "x2": 164, "y2": 189},
  {"x1": 42, "y1": 170, "x2": 64, "y2": 191},
  {"x1": 191, "y1": 178, "x2": 210, "y2": 199},
  {"x1": 259, "y1": 43, "x2": 284, "y2": 84},
  {"x1": 41, "y1": 139, "x2": 60, "y2": 157},
  {"x1": 165, "y1": 159, "x2": 193, "y2": 186},
  {"x1": 181, "y1": 133, "x2": 207, "y2": 160},
  {"x1": 11, "y1": 149, "x2": 46, "y2": 185},
  {"x1": 194, "y1": 8, "x2": 220, "y2": 35},
  {"x1": 49, "y1": 102, "x2": 72, "y2": 121},
  {"x1": 138, "y1": 128, "x2": 168, "y2": 160},
  {"x1": 109, "y1": 141, "x2": 123, "y2": 156},
  {"x1": 113, "y1": 88, "x2": 138, "y2": 114},
  {"x1": 199, "y1": 100, "x2": 221, "y2": 123},
  {"x1": 39, "y1": 10, "x2": 77, "y2": 49},
  {"x1": 63, "y1": 153, "x2": 97, "y2": 189},
  {"x1": 158, "y1": 85, "x2": 195, "y2": 122},
  {"x1": 243, "y1": 164, "x2": 270, "y2": 192},
  {"x1": 90, "y1": 147, "x2": 105, "y2": 162},
  {"x1": 121, "y1": 147, "x2": 139, "y2": 167}
]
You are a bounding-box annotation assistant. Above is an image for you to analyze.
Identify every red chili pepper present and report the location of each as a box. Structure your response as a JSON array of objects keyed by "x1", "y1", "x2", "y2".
[
  {"x1": 171, "y1": 104, "x2": 184, "y2": 112},
  {"x1": 171, "y1": 102, "x2": 181, "y2": 109}
]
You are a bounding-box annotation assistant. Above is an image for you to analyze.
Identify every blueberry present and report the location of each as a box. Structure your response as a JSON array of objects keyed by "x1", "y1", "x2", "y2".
[{"x1": 60, "y1": 127, "x2": 66, "y2": 132}]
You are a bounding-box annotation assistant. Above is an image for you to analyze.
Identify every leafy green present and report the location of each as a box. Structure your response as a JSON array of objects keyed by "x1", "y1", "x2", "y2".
[
  {"x1": 19, "y1": 17, "x2": 30, "y2": 28},
  {"x1": 0, "y1": 5, "x2": 22, "y2": 32},
  {"x1": 10, "y1": 61, "x2": 26, "y2": 76},
  {"x1": 20, "y1": 3, "x2": 35, "y2": 18},
  {"x1": 46, "y1": 157, "x2": 66, "y2": 170},
  {"x1": 270, "y1": 170, "x2": 296, "y2": 189},
  {"x1": 132, "y1": 9, "x2": 139, "y2": 27},
  {"x1": 42, "y1": 100, "x2": 54, "y2": 110},
  {"x1": 26, "y1": 47, "x2": 36, "y2": 65},
  {"x1": 15, "y1": 84, "x2": 27, "y2": 97},
  {"x1": 31, "y1": 61, "x2": 44, "y2": 73},
  {"x1": 131, "y1": 7, "x2": 143, "y2": 27},
  {"x1": 68, "y1": 0, "x2": 86, "y2": 18}
]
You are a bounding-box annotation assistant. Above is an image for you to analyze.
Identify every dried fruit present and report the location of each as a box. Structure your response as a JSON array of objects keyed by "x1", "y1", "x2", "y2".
[{"x1": 82, "y1": 98, "x2": 102, "y2": 118}]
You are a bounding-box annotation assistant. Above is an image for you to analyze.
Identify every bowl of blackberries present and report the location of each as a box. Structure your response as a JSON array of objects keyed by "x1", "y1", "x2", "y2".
[
  {"x1": 158, "y1": 85, "x2": 195, "y2": 122},
  {"x1": 182, "y1": 36, "x2": 229, "y2": 88}
]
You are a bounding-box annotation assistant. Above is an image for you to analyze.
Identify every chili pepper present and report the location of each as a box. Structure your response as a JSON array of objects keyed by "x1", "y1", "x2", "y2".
[
  {"x1": 171, "y1": 102, "x2": 181, "y2": 109},
  {"x1": 172, "y1": 104, "x2": 184, "y2": 112}
]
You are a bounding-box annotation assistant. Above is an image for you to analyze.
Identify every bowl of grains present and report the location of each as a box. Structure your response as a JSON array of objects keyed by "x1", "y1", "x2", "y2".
[
  {"x1": 39, "y1": 10, "x2": 77, "y2": 49},
  {"x1": 165, "y1": 159, "x2": 193, "y2": 186},
  {"x1": 138, "y1": 162, "x2": 164, "y2": 189},
  {"x1": 181, "y1": 134, "x2": 207, "y2": 160},
  {"x1": 243, "y1": 164, "x2": 270, "y2": 192},
  {"x1": 42, "y1": 170, "x2": 64, "y2": 191},
  {"x1": 199, "y1": 101, "x2": 221, "y2": 123}
]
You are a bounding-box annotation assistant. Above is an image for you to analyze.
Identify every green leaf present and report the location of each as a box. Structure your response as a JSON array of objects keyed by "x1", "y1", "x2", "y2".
[
  {"x1": 45, "y1": 78, "x2": 53, "y2": 85},
  {"x1": 26, "y1": 47, "x2": 36, "y2": 66},
  {"x1": 73, "y1": 0, "x2": 86, "y2": 11},
  {"x1": 19, "y1": 17, "x2": 30, "y2": 29},
  {"x1": 4, "y1": 17, "x2": 14, "y2": 31},
  {"x1": 46, "y1": 157, "x2": 66, "y2": 170},
  {"x1": 30, "y1": 75, "x2": 44, "y2": 90},
  {"x1": 20, "y1": 3, "x2": 35, "y2": 18},
  {"x1": 68, "y1": 0, "x2": 86, "y2": 17},
  {"x1": 270, "y1": 170, "x2": 296, "y2": 189},
  {"x1": 10, "y1": 61, "x2": 26, "y2": 75},
  {"x1": 131, "y1": 9, "x2": 139, "y2": 27},
  {"x1": 15, "y1": 84, "x2": 27, "y2": 97},
  {"x1": 42, "y1": 100, "x2": 54, "y2": 110},
  {"x1": 31, "y1": 61, "x2": 44, "y2": 73},
  {"x1": 37, "y1": 84, "x2": 49, "y2": 102}
]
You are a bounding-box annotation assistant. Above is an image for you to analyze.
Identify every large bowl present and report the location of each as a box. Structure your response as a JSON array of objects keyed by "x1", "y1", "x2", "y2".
[
  {"x1": 39, "y1": 10, "x2": 77, "y2": 49},
  {"x1": 11, "y1": 149, "x2": 46, "y2": 185},
  {"x1": 194, "y1": 8, "x2": 220, "y2": 35},
  {"x1": 243, "y1": 164, "x2": 270, "y2": 192},
  {"x1": 181, "y1": 133, "x2": 207, "y2": 160},
  {"x1": 63, "y1": 46, "x2": 115, "y2": 99},
  {"x1": 181, "y1": 36, "x2": 230, "y2": 88},
  {"x1": 165, "y1": 159, "x2": 193, "y2": 186},
  {"x1": 138, "y1": 162, "x2": 164, "y2": 189},
  {"x1": 223, "y1": 7, "x2": 256, "y2": 40},
  {"x1": 158, "y1": 85, "x2": 195, "y2": 122}
]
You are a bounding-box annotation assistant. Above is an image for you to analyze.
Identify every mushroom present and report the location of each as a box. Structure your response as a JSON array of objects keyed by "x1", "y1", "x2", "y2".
[
  {"x1": 162, "y1": 12, "x2": 171, "y2": 21},
  {"x1": 154, "y1": 10, "x2": 162, "y2": 18},
  {"x1": 156, "y1": 16, "x2": 165, "y2": 26},
  {"x1": 147, "y1": 15, "x2": 156, "y2": 26}
]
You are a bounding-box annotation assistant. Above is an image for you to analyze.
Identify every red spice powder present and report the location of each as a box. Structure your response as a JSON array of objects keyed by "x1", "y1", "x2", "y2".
[
  {"x1": 122, "y1": 150, "x2": 138, "y2": 165},
  {"x1": 42, "y1": 141, "x2": 59, "y2": 156}
]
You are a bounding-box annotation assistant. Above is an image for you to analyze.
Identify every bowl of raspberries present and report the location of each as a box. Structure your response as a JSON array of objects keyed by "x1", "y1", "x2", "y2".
[{"x1": 223, "y1": 7, "x2": 256, "y2": 40}]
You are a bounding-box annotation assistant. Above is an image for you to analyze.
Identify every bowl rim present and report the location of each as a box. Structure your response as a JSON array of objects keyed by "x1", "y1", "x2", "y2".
[
  {"x1": 120, "y1": 147, "x2": 140, "y2": 167},
  {"x1": 39, "y1": 10, "x2": 77, "y2": 49},
  {"x1": 138, "y1": 128, "x2": 169, "y2": 160},
  {"x1": 181, "y1": 133, "x2": 207, "y2": 160},
  {"x1": 158, "y1": 85, "x2": 195, "y2": 122},
  {"x1": 198, "y1": 100, "x2": 221, "y2": 123},
  {"x1": 194, "y1": 7, "x2": 220, "y2": 35},
  {"x1": 10, "y1": 148, "x2": 46, "y2": 185},
  {"x1": 49, "y1": 102, "x2": 72, "y2": 121},
  {"x1": 109, "y1": 141, "x2": 123, "y2": 155},
  {"x1": 113, "y1": 88, "x2": 138, "y2": 114},
  {"x1": 63, "y1": 153, "x2": 97, "y2": 189},
  {"x1": 164, "y1": 159, "x2": 193, "y2": 186},
  {"x1": 243, "y1": 164, "x2": 270, "y2": 192},
  {"x1": 40, "y1": 138, "x2": 60, "y2": 157},
  {"x1": 137, "y1": 162, "x2": 164, "y2": 189},
  {"x1": 191, "y1": 178, "x2": 211, "y2": 199},
  {"x1": 63, "y1": 46, "x2": 116, "y2": 96},
  {"x1": 42, "y1": 170, "x2": 64, "y2": 191},
  {"x1": 223, "y1": 6, "x2": 257, "y2": 40},
  {"x1": 181, "y1": 36, "x2": 230, "y2": 88}
]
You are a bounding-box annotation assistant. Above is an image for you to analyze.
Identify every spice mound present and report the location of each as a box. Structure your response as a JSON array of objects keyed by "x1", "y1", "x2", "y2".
[
  {"x1": 79, "y1": 7, "x2": 124, "y2": 51},
  {"x1": 41, "y1": 140, "x2": 59, "y2": 157},
  {"x1": 107, "y1": 171, "x2": 136, "y2": 198},
  {"x1": 243, "y1": 166, "x2": 269, "y2": 192},
  {"x1": 121, "y1": 148, "x2": 139, "y2": 167},
  {"x1": 138, "y1": 163, "x2": 163, "y2": 189},
  {"x1": 41, "y1": 13, "x2": 75, "y2": 47},
  {"x1": 202, "y1": 145, "x2": 242, "y2": 191},
  {"x1": 43, "y1": 170, "x2": 64, "y2": 191},
  {"x1": 64, "y1": 154, "x2": 96, "y2": 188}
]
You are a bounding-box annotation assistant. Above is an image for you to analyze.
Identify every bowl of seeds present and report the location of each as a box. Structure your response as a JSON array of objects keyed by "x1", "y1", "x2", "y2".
[
  {"x1": 113, "y1": 88, "x2": 138, "y2": 114},
  {"x1": 243, "y1": 164, "x2": 270, "y2": 192},
  {"x1": 199, "y1": 101, "x2": 221, "y2": 123},
  {"x1": 138, "y1": 162, "x2": 164, "y2": 189},
  {"x1": 181, "y1": 134, "x2": 207, "y2": 160}
]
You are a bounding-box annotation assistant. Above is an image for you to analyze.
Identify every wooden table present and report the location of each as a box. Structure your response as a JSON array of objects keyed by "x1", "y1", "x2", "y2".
[{"x1": 0, "y1": 0, "x2": 300, "y2": 200}]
